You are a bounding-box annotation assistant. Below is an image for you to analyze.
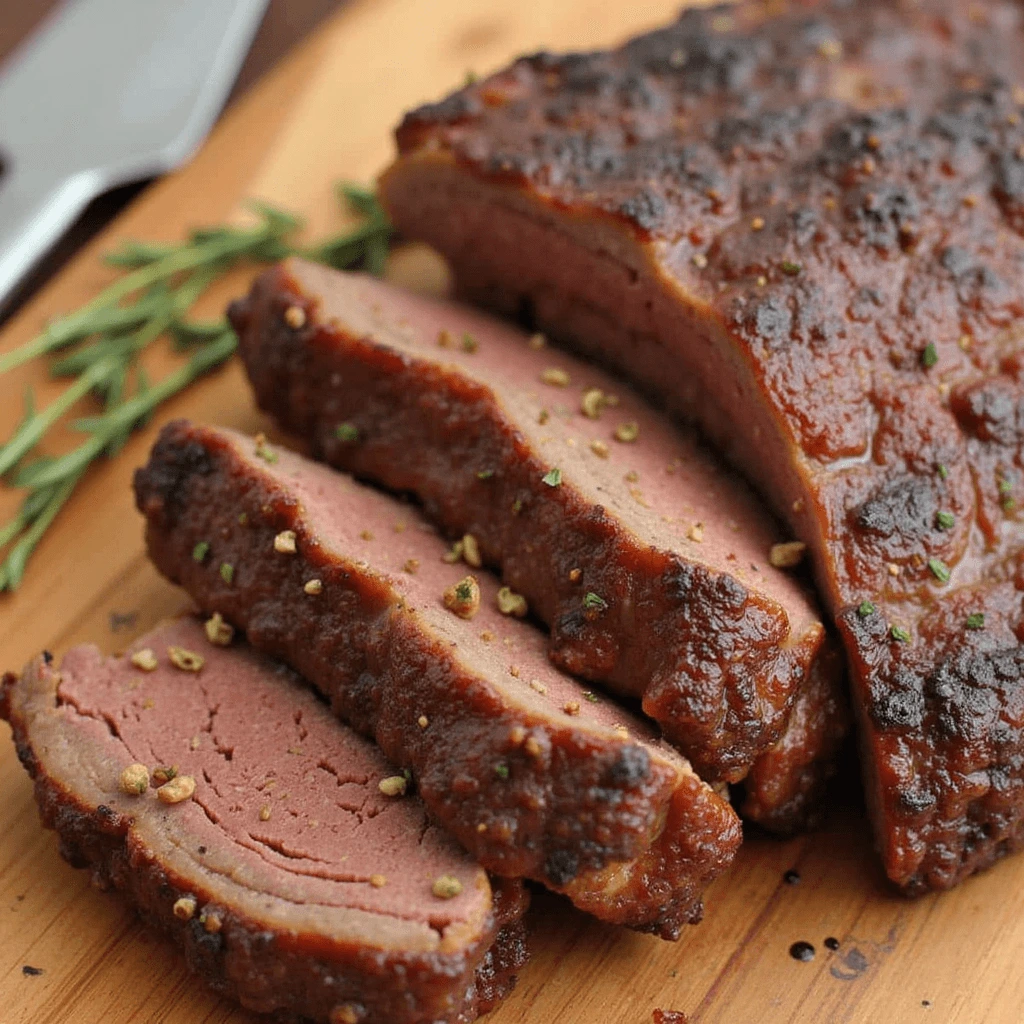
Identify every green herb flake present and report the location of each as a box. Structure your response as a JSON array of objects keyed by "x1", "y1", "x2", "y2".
[
  {"x1": 219, "y1": 563, "x2": 235, "y2": 585},
  {"x1": 920, "y1": 342, "x2": 938, "y2": 369},
  {"x1": 999, "y1": 476, "x2": 1014, "y2": 495},
  {"x1": 582, "y1": 592, "x2": 608, "y2": 612},
  {"x1": 937, "y1": 464, "x2": 949, "y2": 480},
  {"x1": 254, "y1": 441, "x2": 278, "y2": 464},
  {"x1": 238, "y1": 512, "x2": 248, "y2": 526},
  {"x1": 461, "y1": 333, "x2": 478, "y2": 354},
  {"x1": 583, "y1": 691, "x2": 600, "y2": 703},
  {"x1": 890, "y1": 624, "x2": 911, "y2": 643},
  {"x1": 857, "y1": 600, "x2": 876, "y2": 618},
  {"x1": 335, "y1": 422, "x2": 359, "y2": 443},
  {"x1": 966, "y1": 613, "x2": 986, "y2": 630},
  {"x1": 928, "y1": 558, "x2": 951, "y2": 583},
  {"x1": 781, "y1": 260, "x2": 802, "y2": 276},
  {"x1": 542, "y1": 467, "x2": 562, "y2": 487},
  {"x1": 936, "y1": 511, "x2": 955, "y2": 530},
  {"x1": 455, "y1": 579, "x2": 474, "y2": 601},
  {"x1": 476, "y1": 469, "x2": 495, "y2": 481},
  {"x1": 192, "y1": 541, "x2": 210, "y2": 563},
  {"x1": 511, "y1": 498, "x2": 523, "y2": 515},
  {"x1": 493, "y1": 763, "x2": 509, "y2": 780}
]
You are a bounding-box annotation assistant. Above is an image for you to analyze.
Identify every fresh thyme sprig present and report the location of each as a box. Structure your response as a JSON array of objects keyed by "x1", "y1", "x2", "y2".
[{"x1": 0, "y1": 183, "x2": 392, "y2": 591}]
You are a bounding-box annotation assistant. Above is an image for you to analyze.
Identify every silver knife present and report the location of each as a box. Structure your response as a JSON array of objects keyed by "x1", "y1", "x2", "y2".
[{"x1": 0, "y1": 0, "x2": 270, "y2": 311}]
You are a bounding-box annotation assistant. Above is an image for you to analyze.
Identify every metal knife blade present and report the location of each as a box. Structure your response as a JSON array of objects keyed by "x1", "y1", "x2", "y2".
[{"x1": 0, "y1": 0, "x2": 270, "y2": 311}]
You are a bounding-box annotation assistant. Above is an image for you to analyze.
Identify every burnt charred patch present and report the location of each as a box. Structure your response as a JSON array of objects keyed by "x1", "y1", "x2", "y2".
[{"x1": 133, "y1": 424, "x2": 214, "y2": 528}]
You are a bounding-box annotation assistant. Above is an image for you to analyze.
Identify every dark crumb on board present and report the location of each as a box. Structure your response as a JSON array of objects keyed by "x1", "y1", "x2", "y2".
[
  {"x1": 824, "y1": 937, "x2": 840, "y2": 950},
  {"x1": 42, "y1": 651, "x2": 53, "y2": 665},
  {"x1": 783, "y1": 869, "x2": 801, "y2": 885},
  {"x1": 922, "y1": 1000, "x2": 932, "y2": 1008},
  {"x1": 198, "y1": 846, "x2": 207, "y2": 855},
  {"x1": 108, "y1": 610, "x2": 139, "y2": 632},
  {"x1": 21, "y1": 966, "x2": 43, "y2": 977},
  {"x1": 789, "y1": 941, "x2": 816, "y2": 962},
  {"x1": 652, "y1": 1011, "x2": 688, "y2": 1024}
]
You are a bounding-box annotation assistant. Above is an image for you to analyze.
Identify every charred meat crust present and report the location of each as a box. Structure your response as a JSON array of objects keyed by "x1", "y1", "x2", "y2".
[
  {"x1": 134, "y1": 421, "x2": 742, "y2": 939},
  {"x1": 230, "y1": 262, "x2": 839, "y2": 788},
  {"x1": 0, "y1": 661, "x2": 527, "y2": 1024},
  {"x1": 381, "y1": 0, "x2": 1024, "y2": 890}
]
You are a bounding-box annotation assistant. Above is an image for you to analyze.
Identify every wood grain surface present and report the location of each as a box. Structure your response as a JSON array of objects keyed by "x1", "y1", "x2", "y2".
[{"x1": 1, "y1": 3, "x2": 1022, "y2": 1022}]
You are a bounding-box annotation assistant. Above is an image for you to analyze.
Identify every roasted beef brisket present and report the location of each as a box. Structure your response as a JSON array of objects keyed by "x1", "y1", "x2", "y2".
[
  {"x1": 381, "y1": 0, "x2": 1024, "y2": 891},
  {"x1": 229, "y1": 259, "x2": 847, "y2": 828},
  {"x1": 134, "y1": 421, "x2": 742, "y2": 939},
  {"x1": 0, "y1": 618, "x2": 528, "y2": 1024}
]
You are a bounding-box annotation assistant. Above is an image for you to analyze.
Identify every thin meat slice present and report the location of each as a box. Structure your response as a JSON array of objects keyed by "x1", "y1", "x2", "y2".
[
  {"x1": 380, "y1": 0, "x2": 1024, "y2": 891},
  {"x1": 134, "y1": 421, "x2": 742, "y2": 940},
  {"x1": 0, "y1": 618, "x2": 528, "y2": 1024},
  {"x1": 229, "y1": 259, "x2": 847, "y2": 821}
]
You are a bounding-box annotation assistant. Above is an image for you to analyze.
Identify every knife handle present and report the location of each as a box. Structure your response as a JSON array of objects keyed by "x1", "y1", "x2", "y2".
[{"x1": 0, "y1": 165, "x2": 102, "y2": 313}]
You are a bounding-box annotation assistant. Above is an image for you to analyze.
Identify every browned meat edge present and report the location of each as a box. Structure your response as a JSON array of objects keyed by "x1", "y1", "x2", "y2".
[
  {"x1": 0, "y1": 660, "x2": 528, "y2": 1024},
  {"x1": 229, "y1": 261, "x2": 849, "y2": 817},
  {"x1": 379, "y1": 0, "x2": 1024, "y2": 891},
  {"x1": 134, "y1": 420, "x2": 742, "y2": 939}
]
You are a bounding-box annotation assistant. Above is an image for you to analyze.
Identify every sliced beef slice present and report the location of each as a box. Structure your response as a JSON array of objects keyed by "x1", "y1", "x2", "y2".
[
  {"x1": 229, "y1": 260, "x2": 847, "y2": 817},
  {"x1": 380, "y1": 0, "x2": 1024, "y2": 890},
  {"x1": 134, "y1": 421, "x2": 741, "y2": 939},
  {"x1": 0, "y1": 617, "x2": 528, "y2": 1024}
]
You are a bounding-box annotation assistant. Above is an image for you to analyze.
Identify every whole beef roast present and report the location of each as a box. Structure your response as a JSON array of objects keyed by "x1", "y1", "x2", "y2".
[
  {"x1": 380, "y1": 0, "x2": 1024, "y2": 892},
  {"x1": 134, "y1": 421, "x2": 742, "y2": 939},
  {"x1": 229, "y1": 259, "x2": 848, "y2": 829},
  {"x1": 0, "y1": 618, "x2": 528, "y2": 1024}
]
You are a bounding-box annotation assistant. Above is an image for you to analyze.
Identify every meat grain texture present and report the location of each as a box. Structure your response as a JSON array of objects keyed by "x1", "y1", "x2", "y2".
[
  {"x1": 134, "y1": 421, "x2": 742, "y2": 939},
  {"x1": 381, "y1": 0, "x2": 1024, "y2": 892},
  {"x1": 230, "y1": 259, "x2": 848, "y2": 830},
  {"x1": 0, "y1": 618, "x2": 528, "y2": 1024}
]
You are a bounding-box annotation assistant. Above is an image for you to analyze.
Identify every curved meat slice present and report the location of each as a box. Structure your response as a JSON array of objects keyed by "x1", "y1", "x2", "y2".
[
  {"x1": 134, "y1": 421, "x2": 742, "y2": 939},
  {"x1": 229, "y1": 259, "x2": 847, "y2": 824},
  {"x1": 0, "y1": 618, "x2": 528, "y2": 1024},
  {"x1": 380, "y1": 0, "x2": 1024, "y2": 892}
]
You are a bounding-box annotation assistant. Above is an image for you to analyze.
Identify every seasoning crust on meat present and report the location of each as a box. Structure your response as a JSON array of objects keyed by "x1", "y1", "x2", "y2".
[
  {"x1": 0, "y1": 619, "x2": 528, "y2": 1024},
  {"x1": 229, "y1": 259, "x2": 848, "y2": 817},
  {"x1": 381, "y1": 0, "x2": 1024, "y2": 891},
  {"x1": 134, "y1": 421, "x2": 742, "y2": 939}
]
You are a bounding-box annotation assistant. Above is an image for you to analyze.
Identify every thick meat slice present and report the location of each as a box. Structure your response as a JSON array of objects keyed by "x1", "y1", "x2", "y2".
[
  {"x1": 230, "y1": 260, "x2": 847, "y2": 813},
  {"x1": 0, "y1": 618, "x2": 528, "y2": 1024},
  {"x1": 380, "y1": 0, "x2": 1024, "y2": 891},
  {"x1": 134, "y1": 421, "x2": 741, "y2": 939}
]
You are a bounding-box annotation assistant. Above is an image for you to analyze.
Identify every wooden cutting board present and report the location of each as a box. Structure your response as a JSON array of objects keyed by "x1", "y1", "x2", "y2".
[{"x1": 1, "y1": 2, "x2": 1021, "y2": 1022}]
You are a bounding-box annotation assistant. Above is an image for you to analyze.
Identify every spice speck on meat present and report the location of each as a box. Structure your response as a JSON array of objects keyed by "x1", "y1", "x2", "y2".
[
  {"x1": 173, "y1": 896, "x2": 197, "y2": 920},
  {"x1": 119, "y1": 763, "x2": 150, "y2": 795},
  {"x1": 157, "y1": 774, "x2": 196, "y2": 804},
  {"x1": 304, "y1": 579, "x2": 323, "y2": 595},
  {"x1": 432, "y1": 875, "x2": 464, "y2": 899},
  {"x1": 284, "y1": 305, "x2": 306, "y2": 330},
  {"x1": 379, "y1": 776, "x2": 408, "y2": 797},
  {"x1": 461, "y1": 534, "x2": 482, "y2": 568},
  {"x1": 274, "y1": 530, "x2": 297, "y2": 554},
  {"x1": 769, "y1": 541, "x2": 806, "y2": 568},
  {"x1": 497, "y1": 587, "x2": 528, "y2": 618},
  {"x1": 204, "y1": 613, "x2": 234, "y2": 647},
  {"x1": 443, "y1": 575, "x2": 481, "y2": 619},
  {"x1": 168, "y1": 646, "x2": 204, "y2": 672},
  {"x1": 130, "y1": 648, "x2": 158, "y2": 672},
  {"x1": 541, "y1": 367, "x2": 570, "y2": 387},
  {"x1": 581, "y1": 388, "x2": 607, "y2": 419},
  {"x1": 614, "y1": 421, "x2": 639, "y2": 443}
]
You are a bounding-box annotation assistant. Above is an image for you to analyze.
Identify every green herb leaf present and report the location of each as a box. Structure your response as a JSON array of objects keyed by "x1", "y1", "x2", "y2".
[
  {"x1": 192, "y1": 541, "x2": 210, "y2": 563},
  {"x1": 220, "y1": 563, "x2": 235, "y2": 585},
  {"x1": 937, "y1": 464, "x2": 949, "y2": 480},
  {"x1": 493, "y1": 763, "x2": 509, "y2": 780},
  {"x1": 542, "y1": 467, "x2": 562, "y2": 487},
  {"x1": 476, "y1": 469, "x2": 495, "y2": 481},
  {"x1": 936, "y1": 511, "x2": 955, "y2": 530},
  {"x1": 335, "y1": 423, "x2": 359, "y2": 443},
  {"x1": 927, "y1": 557, "x2": 951, "y2": 583},
  {"x1": 890, "y1": 625, "x2": 911, "y2": 643},
  {"x1": 966, "y1": 613, "x2": 986, "y2": 630},
  {"x1": 920, "y1": 343, "x2": 938, "y2": 369},
  {"x1": 857, "y1": 600, "x2": 876, "y2": 617},
  {"x1": 582, "y1": 592, "x2": 608, "y2": 612},
  {"x1": 781, "y1": 260, "x2": 802, "y2": 276}
]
